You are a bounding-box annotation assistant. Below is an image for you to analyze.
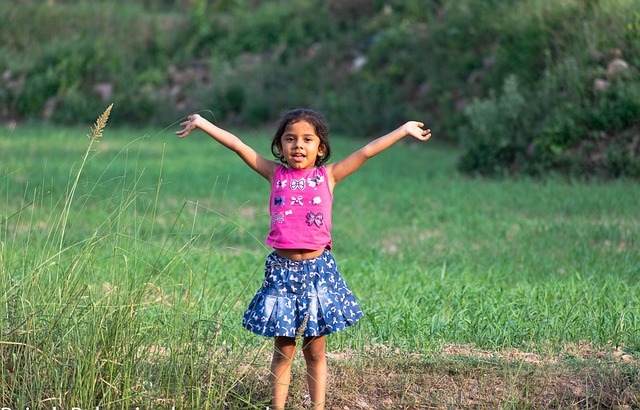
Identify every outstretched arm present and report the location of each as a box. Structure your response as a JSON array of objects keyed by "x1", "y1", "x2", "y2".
[
  {"x1": 176, "y1": 114, "x2": 277, "y2": 181},
  {"x1": 327, "y1": 121, "x2": 431, "y2": 188}
]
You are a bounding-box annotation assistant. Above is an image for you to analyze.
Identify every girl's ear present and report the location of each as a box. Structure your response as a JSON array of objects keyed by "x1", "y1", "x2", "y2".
[{"x1": 318, "y1": 143, "x2": 326, "y2": 157}]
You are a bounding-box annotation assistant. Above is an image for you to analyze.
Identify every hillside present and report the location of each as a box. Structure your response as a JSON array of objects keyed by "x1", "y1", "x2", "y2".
[{"x1": 1, "y1": 0, "x2": 638, "y2": 176}]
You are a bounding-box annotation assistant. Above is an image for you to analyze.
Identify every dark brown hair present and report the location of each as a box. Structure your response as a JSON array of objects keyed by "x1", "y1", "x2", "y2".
[{"x1": 271, "y1": 108, "x2": 331, "y2": 167}]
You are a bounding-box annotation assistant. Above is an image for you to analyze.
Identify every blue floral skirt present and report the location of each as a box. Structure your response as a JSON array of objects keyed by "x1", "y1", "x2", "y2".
[{"x1": 242, "y1": 250, "x2": 363, "y2": 337}]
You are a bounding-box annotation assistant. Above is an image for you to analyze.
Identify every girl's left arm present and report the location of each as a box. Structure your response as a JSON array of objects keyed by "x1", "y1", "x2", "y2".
[{"x1": 327, "y1": 121, "x2": 431, "y2": 188}]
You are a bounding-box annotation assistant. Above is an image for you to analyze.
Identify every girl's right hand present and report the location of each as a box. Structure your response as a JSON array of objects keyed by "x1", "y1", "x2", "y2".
[
  {"x1": 403, "y1": 121, "x2": 431, "y2": 141},
  {"x1": 175, "y1": 114, "x2": 202, "y2": 139}
]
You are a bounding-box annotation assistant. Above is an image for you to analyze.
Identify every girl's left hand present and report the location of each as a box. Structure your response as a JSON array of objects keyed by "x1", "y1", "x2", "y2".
[
  {"x1": 175, "y1": 114, "x2": 202, "y2": 139},
  {"x1": 404, "y1": 121, "x2": 431, "y2": 141}
]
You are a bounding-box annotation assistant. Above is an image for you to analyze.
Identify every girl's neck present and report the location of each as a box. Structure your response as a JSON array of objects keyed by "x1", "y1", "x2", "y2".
[{"x1": 285, "y1": 165, "x2": 318, "y2": 171}]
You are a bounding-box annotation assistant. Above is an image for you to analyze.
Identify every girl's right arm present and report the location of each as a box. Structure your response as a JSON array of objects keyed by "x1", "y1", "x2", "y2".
[{"x1": 176, "y1": 114, "x2": 278, "y2": 181}]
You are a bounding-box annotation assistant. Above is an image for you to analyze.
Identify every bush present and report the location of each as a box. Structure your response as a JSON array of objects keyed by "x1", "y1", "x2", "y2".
[
  {"x1": 2, "y1": 0, "x2": 640, "y2": 177},
  {"x1": 459, "y1": 64, "x2": 640, "y2": 178},
  {"x1": 458, "y1": 76, "x2": 539, "y2": 176},
  {"x1": 456, "y1": 0, "x2": 640, "y2": 178}
]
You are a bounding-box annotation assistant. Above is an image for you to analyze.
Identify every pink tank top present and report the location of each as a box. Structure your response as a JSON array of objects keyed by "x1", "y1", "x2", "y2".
[{"x1": 266, "y1": 165, "x2": 333, "y2": 250}]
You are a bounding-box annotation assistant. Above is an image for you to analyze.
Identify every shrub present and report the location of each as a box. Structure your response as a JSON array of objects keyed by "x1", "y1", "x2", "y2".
[
  {"x1": 458, "y1": 76, "x2": 535, "y2": 175},
  {"x1": 456, "y1": 0, "x2": 640, "y2": 178},
  {"x1": 2, "y1": 0, "x2": 640, "y2": 177},
  {"x1": 459, "y1": 63, "x2": 640, "y2": 178}
]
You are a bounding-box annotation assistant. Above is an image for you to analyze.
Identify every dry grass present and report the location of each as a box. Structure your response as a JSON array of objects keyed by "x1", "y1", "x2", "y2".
[
  {"x1": 329, "y1": 345, "x2": 638, "y2": 409},
  {"x1": 224, "y1": 343, "x2": 639, "y2": 409},
  {"x1": 87, "y1": 103, "x2": 113, "y2": 141}
]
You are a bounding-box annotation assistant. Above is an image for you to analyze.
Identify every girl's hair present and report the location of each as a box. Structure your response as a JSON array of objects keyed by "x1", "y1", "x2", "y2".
[{"x1": 271, "y1": 108, "x2": 331, "y2": 167}]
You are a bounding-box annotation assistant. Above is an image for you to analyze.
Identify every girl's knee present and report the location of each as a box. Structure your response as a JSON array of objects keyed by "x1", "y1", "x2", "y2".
[
  {"x1": 303, "y1": 349, "x2": 325, "y2": 365},
  {"x1": 272, "y1": 350, "x2": 294, "y2": 365},
  {"x1": 273, "y1": 336, "x2": 297, "y2": 363},
  {"x1": 302, "y1": 337, "x2": 326, "y2": 363}
]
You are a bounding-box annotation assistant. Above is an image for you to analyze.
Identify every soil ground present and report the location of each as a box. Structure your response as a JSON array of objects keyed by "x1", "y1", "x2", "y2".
[{"x1": 230, "y1": 343, "x2": 639, "y2": 409}]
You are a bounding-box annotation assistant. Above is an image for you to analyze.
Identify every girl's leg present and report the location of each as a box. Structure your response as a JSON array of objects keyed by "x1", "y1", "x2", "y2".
[
  {"x1": 302, "y1": 336, "x2": 327, "y2": 409},
  {"x1": 271, "y1": 336, "x2": 297, "y2": 410}
]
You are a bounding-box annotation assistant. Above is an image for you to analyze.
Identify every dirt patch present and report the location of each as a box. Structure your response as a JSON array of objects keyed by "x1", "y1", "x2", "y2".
[
  {"x1": 225, "y1": 343, "x2": 639, "y2": 409},
  {"x1": 323, "y1": 343, "x2": 638, "y2": 409}
]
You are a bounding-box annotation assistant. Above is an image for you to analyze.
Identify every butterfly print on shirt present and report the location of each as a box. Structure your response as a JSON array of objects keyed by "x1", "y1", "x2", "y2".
[
  {"x1": 291, "y1": 196, "x2": 304, "y2": 206},
  {"x1": 306, "y1": 211, "x2": 323, "y2": 227},
  {"x1": 272, "y1": 212, "x2": 285, "y2": 224},
  {"x1": 290, "y1": 179, "x2": 306, "y2": 190},
  {"x1": 307, "y1": 175, "x2": 325, "y2": 188},
  {"x1": 273, "y1": 196, "x2": 285, "y2": 207}
]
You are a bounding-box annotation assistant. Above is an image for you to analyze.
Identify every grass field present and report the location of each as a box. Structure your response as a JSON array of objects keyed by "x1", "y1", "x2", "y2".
[{"x1": 1, "y1": 117, "x2": 639, "y2": 408}]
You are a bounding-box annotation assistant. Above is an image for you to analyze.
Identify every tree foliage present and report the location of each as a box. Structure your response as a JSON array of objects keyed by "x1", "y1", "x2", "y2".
[{"x1": 0, "y1": 0, "x2": 638, "y2": 177}]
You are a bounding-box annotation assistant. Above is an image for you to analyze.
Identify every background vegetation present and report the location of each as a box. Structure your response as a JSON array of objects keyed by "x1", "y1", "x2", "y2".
[
  {"x1": 1, "y1": 116, "x2": 638, "y2": 407},
  {"x1": 1, "y1": 1, "x2": 640, "y2": 406},
  {"x1": 1, "y1": 0, "x2": 639, "y2": 177}
]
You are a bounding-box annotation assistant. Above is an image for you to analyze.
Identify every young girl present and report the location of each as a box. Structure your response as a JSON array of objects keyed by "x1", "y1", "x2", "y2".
[{"x1": 176, "y1": 109, "x2": 431, "y2": 409}]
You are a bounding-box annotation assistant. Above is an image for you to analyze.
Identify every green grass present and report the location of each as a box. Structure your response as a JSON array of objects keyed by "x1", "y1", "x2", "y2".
[{"x1": 1, "y1": 121, "x2": 639, "y2": 407}]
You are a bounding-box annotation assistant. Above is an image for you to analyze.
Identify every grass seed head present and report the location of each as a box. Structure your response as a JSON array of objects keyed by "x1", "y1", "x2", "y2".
[
  {"x1": 296, "y1": 313, "x2": 309, "y2": 340},
  {"x1": 87, "y1": 103, "x2": 113, "y2": 141}
]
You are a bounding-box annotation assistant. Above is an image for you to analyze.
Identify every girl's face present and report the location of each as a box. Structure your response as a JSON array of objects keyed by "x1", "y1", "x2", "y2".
[{"x1": 277, "y1": 120, "x2": 326, "y2": 169}]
